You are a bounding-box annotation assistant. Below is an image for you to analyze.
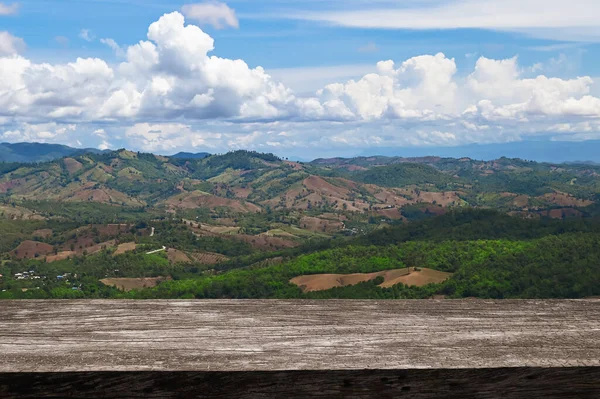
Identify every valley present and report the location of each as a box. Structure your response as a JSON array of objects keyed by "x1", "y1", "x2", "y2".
[{"x1": 1, "y1": 147, "x2": 600, "y2": 300}]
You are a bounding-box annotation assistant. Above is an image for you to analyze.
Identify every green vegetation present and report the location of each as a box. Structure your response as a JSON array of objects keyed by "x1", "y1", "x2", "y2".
[
  {"x1": 354, "y1": 163, "x2": 455, "y2": 188},
  {"x1": 3, "y1": 148, "x2": 600, "y2": 301},
  {"x1": 3, "y1": 209, "x2": 599, "y2": 300}
]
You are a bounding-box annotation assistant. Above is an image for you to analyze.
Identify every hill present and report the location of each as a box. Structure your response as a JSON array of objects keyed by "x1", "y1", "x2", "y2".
[
  {"x1": 170, "y1": 152, "x2": 211, "y2": 160},
  {"x1": 2, "y1": 147, "x2": 600, "y2": 300},
  {"x1": 0, "y1": 142, "x2": 103, "y2": 163}
]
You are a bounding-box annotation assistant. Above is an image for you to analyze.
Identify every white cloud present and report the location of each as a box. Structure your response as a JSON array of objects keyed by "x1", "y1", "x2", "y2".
[
  {"x1": 181, "y1": 1, "x2": 239, "y2": 30},
  {"x1": 100, "y1": 38, "x2": 125, "y2": 57},
  {"x1": 1, "y1": 123, "x2": 76, "y2": 142},
  {"x1": 292, "y1": 0, "x2": 600, "y2": 42},
  {"x1": 310, "y1": 53, "x2": 460, "y2": 120},
  {"x1": 1, "y1": 11, "x2": 600, "y2": 153},
  {"x1": 0, "y1": 12, "x2": 294, "y2": 123},
  {"x1": 125, "y1": 122, "x2": 222, "y2": 152},
  {"x1": 0, "y1": 31, "x2": 25, "y2": 56},
  {"x1": 79, "y1": 29, "x2": 95, "y2": 42},
  {"x1": 0, "y1": 2, "x2": 18, "y2": 16}
]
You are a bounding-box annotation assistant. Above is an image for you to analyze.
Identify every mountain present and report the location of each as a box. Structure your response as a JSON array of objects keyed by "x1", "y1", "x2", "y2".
[
  {"x1": 0, "y1": 142, "x2": 103, "y2": 163},
  {"x1": 357, "y1": 140, "x2": 600, "y2": 164},
  {"x1": 0, "y1": 148, "x2": 599, "y2": 222},
  {"x1": 170, "y1": 151, "x2": 211, "y2": 160},
  {"x1": 2, "y1": 147, "x2": 600, "y2": 300}
]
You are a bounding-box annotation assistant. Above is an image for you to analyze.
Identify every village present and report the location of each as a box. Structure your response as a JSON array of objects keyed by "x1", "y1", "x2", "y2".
[{"x1": 0, "y1": 270, "x2": 81, "y2": 293}]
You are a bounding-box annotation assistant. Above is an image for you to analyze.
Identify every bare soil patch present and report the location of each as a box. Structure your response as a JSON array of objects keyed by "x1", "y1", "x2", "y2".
[
  {"x1": 290, "y1": 268, "x2": 452, "y2": 293},
  {"x1": 237, "y1": 234, "x2": 299, "y2": 250},
  {"x1": 543, "y1": 208, "x2": 583, "y2": 219},
  {"x1": 46, "y1": 251, "x2": 77, "y2": 263},
  {"x1": 63, "y1": 158, "x2": 83, "y2": 174},
  {"x1": 303, "y1": 176, "x2": 351, "y2": 198},
  {"x1": 0, "y1": 204, "x2": 45, "y2": 220},
  {"x1": 0, "y1": 178, "x2": 26, "y2": 193},
  {"x1": 166, "y1": 192, "x2": 261, "y2": 213},
  {"x1": 10, "y1": 241, "x2": 54, "y2": 260},
  {"x1": 32, "y1": 229, "x2": 53, "y2": 238},
  {"x1": 375, "y1": 207, "x2": 403, "y2": 219},
  {"x1": 199, "y1": 224, "x2": 241, "y2": 235},
  {"x1": 67, "y1": 188, "x2": 144, "y2": 206},
  {"x1": 189, "y1": 252, "x2": 229, "y2": 265},
  {"x1": 299, "y1": 216, "x2": 344, "y2": 233},
  {"x1": 513, "y1": 195, "x2": 530, "y2": 208},
  {"x1": 113, "y1": 242, "x2": 137, "y2": 256},
  {"x1": 232, "y1": 187, "x2": 252, "y2": 199},
  {"x1": 539, "y1": 192, "x2": 593, "y2": 207},
  {"x1": 98, "y1": 224, "x2": 132, "y2": 236},
  {"x1": 417, "y1": 191, "x2": 463, "y2": 207},
  {"x1": 100, "y1": 277, "x2": 171, "y2": 292},
  {"x1": 166, "y1": 248, "x2": 192, "y2": 263}
]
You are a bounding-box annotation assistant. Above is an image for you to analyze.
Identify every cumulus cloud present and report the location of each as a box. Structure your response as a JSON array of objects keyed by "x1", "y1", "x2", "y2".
[
  {"x1": 93, "y1": 128, "x2": 112, "y2": 150},
  {"x1": 1, "y1": 123, "x2": 76, "y2": 142},
  {"x1": 181, "y1": 1, "x2": 239, "y2": 30},
  {"x1": 0, "y1": 2, "x2": 18, "y2": 15},
  {"x1": 0, "y1": 12, "x2": 294, "y2": 123},
  {"x1": 306, "y1": 53, "x2": 460, "y2": 120},
  {"x1": 125, "y1": 122, "x2": 223, "y2": 152},
  {"x1": 0, "y1": 31, "x2": 25, "y2": 56},
  {"x1": 1, "y1": 11, "x2": 600, "y2": 153}
]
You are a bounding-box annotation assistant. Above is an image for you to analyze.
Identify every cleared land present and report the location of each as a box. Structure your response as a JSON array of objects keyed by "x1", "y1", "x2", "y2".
[
  {"x1": 99, "y1": 277, "x2": 170, "y2": 292},
  {"x1": 189, "y1": 251, "x2": 229, "y2": 265},
  {"x1": 290, "y1": 268, "x2": 452, "y2": 292},
  {"x1": 113, "y1": 242, "x2": 137, "y2": 256}
]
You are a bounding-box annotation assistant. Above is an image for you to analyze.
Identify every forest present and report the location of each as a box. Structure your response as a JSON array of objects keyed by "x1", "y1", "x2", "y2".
[{"x1": 2, "y1": 209, "x2": 599, "y2": 300}]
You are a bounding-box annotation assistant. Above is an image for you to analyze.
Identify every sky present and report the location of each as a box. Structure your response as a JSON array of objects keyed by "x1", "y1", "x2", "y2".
[{"x1": 1, "y1": 0, "x2": 600, "y2": 158}]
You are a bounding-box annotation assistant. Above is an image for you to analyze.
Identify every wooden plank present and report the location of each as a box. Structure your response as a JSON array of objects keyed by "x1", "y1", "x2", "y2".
[
  {"x1": 2, "y1": 368, "x2": 600, "y2": 398},
  {"x1": 1, "y1": 299, "x2": 599, "y2": 372}
]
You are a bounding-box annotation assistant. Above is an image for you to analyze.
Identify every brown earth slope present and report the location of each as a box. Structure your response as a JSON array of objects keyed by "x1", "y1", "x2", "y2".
[
  {"x1": 99, "y1": 277, "x2": 171, "y2": 292},
  {"x1": 290, "y1": 268, "x2": 452, "y2": 293}
]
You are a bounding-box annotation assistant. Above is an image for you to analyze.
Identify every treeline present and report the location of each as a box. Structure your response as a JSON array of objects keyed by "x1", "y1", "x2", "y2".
[
  {"x1": 121, "y1": 233, "x2": 600, "y2": 300},
  {"x1": 355, "y1": 209, "x2": 600, "y2": 245},
  {"x1": 4, "y1": 209, "x2": 600, "y2": 300}
]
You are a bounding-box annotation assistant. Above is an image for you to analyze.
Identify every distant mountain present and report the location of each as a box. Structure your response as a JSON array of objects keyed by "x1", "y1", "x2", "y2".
[
  {"x1": 0, "y1": 142, "x2": 103, "y2": 163},
  {"x1": 357, "y1": 140, "x2": 600, "y2": 164},
  {"x1": 170, "y1": 151, "x2": 211, "y2": 160},
  {"x1": 0, "y1": 147, "x2": 599, "y2": 220}
]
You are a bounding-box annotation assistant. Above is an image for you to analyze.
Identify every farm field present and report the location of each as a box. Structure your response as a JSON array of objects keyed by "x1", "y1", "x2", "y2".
[{"x1": 290, "y1": 268, "x2": 451, "y2": 292}]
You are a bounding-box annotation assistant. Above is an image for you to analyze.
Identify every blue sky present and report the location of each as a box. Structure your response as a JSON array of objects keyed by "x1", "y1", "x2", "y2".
[{"x1": 2, "y1": 0, "x2": 600, "y2": 158}]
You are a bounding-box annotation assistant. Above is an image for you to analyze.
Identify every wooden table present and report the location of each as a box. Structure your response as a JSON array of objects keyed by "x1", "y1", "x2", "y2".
[{"x1": 1, "y1": 299, "x2": 599, "y2": 397}]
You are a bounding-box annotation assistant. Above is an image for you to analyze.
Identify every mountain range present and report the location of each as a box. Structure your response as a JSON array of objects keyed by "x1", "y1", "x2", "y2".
[
  {"x1": 2, "y1": 145, "x2": 600, "y2": 300},
  {"x1": 1, "y1": 146, "x2": 599, "y2": 223},
  {"x1": 0, "y1": 142, "x2": 106, "y2": 163}
]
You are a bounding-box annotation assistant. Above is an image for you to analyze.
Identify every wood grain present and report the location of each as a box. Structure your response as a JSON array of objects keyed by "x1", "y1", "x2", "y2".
[
  {"x1": 1, "y1": 299, "x2": 599, "y2": 372},
  {"x1": 2, "y1": 368, "x2": 600, "y2": 398}
]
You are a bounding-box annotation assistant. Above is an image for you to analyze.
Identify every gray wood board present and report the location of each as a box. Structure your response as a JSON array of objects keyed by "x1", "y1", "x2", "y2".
[{"x1": 1, "y1": 299, "x2": 599, "y2": 372}]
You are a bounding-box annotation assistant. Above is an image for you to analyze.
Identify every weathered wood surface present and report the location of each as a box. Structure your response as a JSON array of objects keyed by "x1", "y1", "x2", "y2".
[
  {"x1": 1, "y1": 299, "x2": 599, "y2": 372},
  {"x1": 3, "y1": 368, "x2": 600, "y2": 398}
]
